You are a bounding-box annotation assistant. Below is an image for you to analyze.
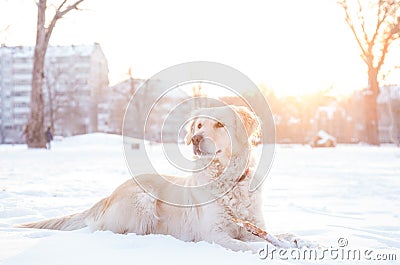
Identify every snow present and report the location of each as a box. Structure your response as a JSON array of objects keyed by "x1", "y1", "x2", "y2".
[
  {"x1": 1, "y1": 133, "x2": 399, "y2": 264},
  {"x1": 315, "y1": 130, "x2": 336, "y2": 145}
]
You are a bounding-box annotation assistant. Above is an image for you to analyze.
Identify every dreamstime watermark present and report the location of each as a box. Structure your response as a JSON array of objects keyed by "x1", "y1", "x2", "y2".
[
  {"x1": 122, "y1": 61, "x2": 276, "y2": 206},
  {"x1": 258, "y1": 238, "x2": 399, "y2": 261}
]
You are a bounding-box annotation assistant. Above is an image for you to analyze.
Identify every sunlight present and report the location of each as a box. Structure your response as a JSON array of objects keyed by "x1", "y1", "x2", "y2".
[{"x1": 0, "y1": 0, "x2": 398, "y2": 98}]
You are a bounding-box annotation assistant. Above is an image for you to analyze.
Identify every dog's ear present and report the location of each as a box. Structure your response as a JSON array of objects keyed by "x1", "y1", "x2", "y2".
[
  {"x1": 234, "y1": 106, "x2": 259, "y2": 140},
  {"x1": 184, "y1": 118, "x2": 196, "y2": 145}
]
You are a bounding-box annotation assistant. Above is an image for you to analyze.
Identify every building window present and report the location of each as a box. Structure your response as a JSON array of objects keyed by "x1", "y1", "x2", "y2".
[
  {"x1": 12, "y1": 91, "x2": 30, "y2": 97},
  {"x1": 14, "y1": 102, "x2": 29, "y2": 108},
  {"x1": 14, "y1": 113, "x2": 28, "y2": 119}
]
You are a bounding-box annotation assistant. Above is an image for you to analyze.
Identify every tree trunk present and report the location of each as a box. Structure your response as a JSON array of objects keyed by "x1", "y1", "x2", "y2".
[
  {"x1": 27, "y1": 0, "x2": 84, "y2": 147},
  {"x1": 44, "y1": 68, "x2": 55, "y2": 132},
  {"x1": 27, "y1": 0, "x2": 47, "y2": 148},
  {"x1": 46, "y1": 79, "x2": 55, "y2": 132},
  {"x1": 365, "y1": 66, "x2": 380, "y2": 145}
]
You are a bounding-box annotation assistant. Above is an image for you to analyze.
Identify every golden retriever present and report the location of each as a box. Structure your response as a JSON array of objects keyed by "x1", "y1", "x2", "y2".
[{"x1": 19, "y1": 105, "x2": 266, "y2": 252}]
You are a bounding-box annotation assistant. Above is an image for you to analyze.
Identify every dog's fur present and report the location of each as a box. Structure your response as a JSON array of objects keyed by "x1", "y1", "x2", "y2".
[{"x1": 19, "y1": 105, "x2": 265, "y2": 252}]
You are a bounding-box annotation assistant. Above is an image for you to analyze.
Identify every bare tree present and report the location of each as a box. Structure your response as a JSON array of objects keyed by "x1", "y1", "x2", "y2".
[
  {"x1": 44, "y1": 63, "x2": 87, "y2": 136},
  {"x1": 108, "y1": 68, "x2": 140, "y2": 134},
  {"x1": 27, "y1": 0, "x2": 84, "y2": 148},
  {"x1": 338, "y1": 0, "x2": 400, "y2": 145},
  {"x1": 123, "y1": 79, "x2": 154, "y2": 139}
]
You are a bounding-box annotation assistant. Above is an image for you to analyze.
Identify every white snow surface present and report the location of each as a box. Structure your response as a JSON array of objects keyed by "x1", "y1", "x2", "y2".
[{"x1": 0, "y1": 133, "x2": 399, "y2": 264}]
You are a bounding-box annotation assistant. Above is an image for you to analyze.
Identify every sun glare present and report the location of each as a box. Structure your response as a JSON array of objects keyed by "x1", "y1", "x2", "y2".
[{"x1": 1, "y1": 0, "x2": 398, "y2": 99}]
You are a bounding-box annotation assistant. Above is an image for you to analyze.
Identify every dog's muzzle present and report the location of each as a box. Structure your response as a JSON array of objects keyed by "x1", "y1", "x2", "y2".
[
  {"x1": 191, "y1": 135, "x2": 204, "y2": 156},
  {"x1": 192, "y1": 134, "x2": 219, "y2": 156}
]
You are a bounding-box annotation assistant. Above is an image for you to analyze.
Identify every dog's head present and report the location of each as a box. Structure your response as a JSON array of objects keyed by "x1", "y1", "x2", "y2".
[{"x1": 184, "y1": 105, "x2": 259, "y2": 162}]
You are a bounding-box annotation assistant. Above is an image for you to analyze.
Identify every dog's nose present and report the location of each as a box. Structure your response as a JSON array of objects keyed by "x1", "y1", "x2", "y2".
[{"x1": 191, "y1": 134, "x2": 203, "y2": 146}]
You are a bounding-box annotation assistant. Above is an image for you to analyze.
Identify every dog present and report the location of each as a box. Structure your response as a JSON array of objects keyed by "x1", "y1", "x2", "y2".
[{"x1": 19, "y1": 105, "x2": 266, "y2": 252}]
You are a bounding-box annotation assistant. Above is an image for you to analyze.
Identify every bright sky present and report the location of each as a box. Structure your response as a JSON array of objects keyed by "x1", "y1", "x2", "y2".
[{"x1": 1, "y1": 0, "x2": 399, "y2": 96}]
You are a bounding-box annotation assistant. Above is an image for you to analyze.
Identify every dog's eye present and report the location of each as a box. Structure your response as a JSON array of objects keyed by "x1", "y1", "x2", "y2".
[
  {"x1": 197, "y1": 123, "x2": 202, "y2": 129},
  {"x1": 215, "y1": 122, "x2": 224, "y2": 128}
]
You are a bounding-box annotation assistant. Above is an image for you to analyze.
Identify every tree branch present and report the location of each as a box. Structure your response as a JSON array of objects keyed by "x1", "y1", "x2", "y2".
[
  {"x1": 55, "y1": 0, "x2": 83, "y2": 19},
  {"x1": 44, "y1": 0, "x2": 85, "y2": 45},
  {"x1": 377, "y1": 29, "x2": 397, "y2": 71},
  {"x1": 357, "y1": 0, "x2": 371, "y2": 44},
  {"x1": 339, "y1": 0, "x2": 369, "y2": 61},
  {"x1": 57, "y1": 0, "x2": 68, "y2": 11},
  {"x1": 372, "y1": 0, "x2": 394, "y2": 47},
  {"x1": 0, "y1": 25, "x2": 10, "y2": 33}
]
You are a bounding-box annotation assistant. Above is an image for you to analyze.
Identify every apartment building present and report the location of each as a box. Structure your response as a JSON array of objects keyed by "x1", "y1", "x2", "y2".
[{"x1": 0, "y1": 43, "x2": 108, "y2": 143}]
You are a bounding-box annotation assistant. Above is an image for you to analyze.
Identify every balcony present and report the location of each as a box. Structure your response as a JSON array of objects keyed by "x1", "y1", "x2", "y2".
[
  {"x1": 13, "y1": 106, "x2": 30, "y2": 114},
  {"x1": 13, "y1": 95, "x2": 30, "y2": 103},
  {"x1": 13, "y1": 85, "x2": 31, "y2": 92}
]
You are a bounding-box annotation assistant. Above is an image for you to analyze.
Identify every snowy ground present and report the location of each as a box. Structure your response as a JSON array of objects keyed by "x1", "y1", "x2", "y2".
[{"x1": 0, "y1": 133, "x2": 399, "y2": 264}]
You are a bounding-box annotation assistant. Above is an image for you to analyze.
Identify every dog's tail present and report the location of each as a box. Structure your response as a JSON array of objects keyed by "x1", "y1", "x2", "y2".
[
  {"x1": 17, "y1": 210, "x2": 89, "y2": 231},
  {"x1": 17, "y1": 196, "x2": 110, "y2": 231}
]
